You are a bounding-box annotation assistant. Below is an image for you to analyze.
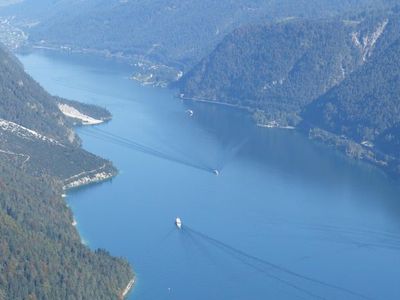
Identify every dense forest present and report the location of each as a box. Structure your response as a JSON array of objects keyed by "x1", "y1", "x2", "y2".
[
  {"x1": 179, "y1": 19, "x2": 364, "y2": 125},
  {"x1": 0, "y1": 159, "x2": 133, "y2": 299},
  {"x1": 0, "y1": 42, "x2": 133, "y2": 298},
  {"x1": 304, "y1": 9, "x2": 400, "y2": 141}
]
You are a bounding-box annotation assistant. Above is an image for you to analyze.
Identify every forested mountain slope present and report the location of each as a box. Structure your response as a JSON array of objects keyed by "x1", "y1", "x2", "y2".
[
  {"x1": 304, "y1": 9, "x2": 400, "y2": 140},
  {"x1": 179, "y1": 7, "x2": 400, "y2": 175},
  {"x1": 0, "y1": 43, "x2": 134, "y2": 298},
  {"x1": 179, "y1": 19, "x2": 365, "y2": 125},
  {"x1": 0, "y1": 43, "x2": 115, "y2": 183},
  {"x1": 179, "y1": 11, "x2": 398, "y2": 125},
  {"x1": 304, "y1": 8, "x2": 400, "y2": 174}
]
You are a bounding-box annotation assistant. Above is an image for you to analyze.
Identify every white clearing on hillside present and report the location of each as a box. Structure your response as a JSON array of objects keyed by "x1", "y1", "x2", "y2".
[
  {"x1": 352, "y1": 19, "x2": 388, "y2": 62},
  {"x1": 58, "y1": 103, "x2": 104, "y2": 125},
  {"x1": 0, "y1": 118, "x2": 64, "y2": 147}
]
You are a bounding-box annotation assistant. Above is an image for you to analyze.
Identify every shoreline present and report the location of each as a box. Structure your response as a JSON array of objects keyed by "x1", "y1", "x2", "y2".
[
  {"x1": 63, "y1": 169, "x2": 116, "y2": 190},
  {"x1": 62, "y1": 171, "x2": 135, "y2": 300},
  {"x1": 58, "y1": 102, "x2": 105, "y2": 125},
  {"x1": 182, "y1": 94, "x2": 398, "y2": 178},
  {"x1": 181, "y1": 94, "x2": 398, "y2": 178},
  {"x1": 305, "y1": 126, "x2": 399, "y2": 179},
  {"x1": 59, "y1": 106, "x2": 135, "y2": 299}
]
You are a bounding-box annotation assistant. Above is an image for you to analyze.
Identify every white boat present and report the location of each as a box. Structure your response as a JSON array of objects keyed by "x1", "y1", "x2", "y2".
[
  {"x1": 213, "y1": 169, "x2": 219, "y2": 176},
  {"x1": 175, "y1": 217, "x2": 182, "y2": 229},
  {"x1": 186, "y1": 109, "x2": 194, "y2": 117}
]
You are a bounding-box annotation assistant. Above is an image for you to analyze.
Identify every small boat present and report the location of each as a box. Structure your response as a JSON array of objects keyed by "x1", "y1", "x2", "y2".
[
  {"x1": 186, "y1": 109, "x2": 194, "y2": 117},
  {"x1": 175, "y1": 217, "x2": 182, "y2": 229},
  {"x1": 213, "y1": 169, "x2": 220, "y2": 176}
]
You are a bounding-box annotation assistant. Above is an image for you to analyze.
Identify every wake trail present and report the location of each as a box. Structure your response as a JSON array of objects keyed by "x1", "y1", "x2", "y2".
[
  {"x1": 215, "y1": 138, "x2": 248, "y2": 171},
  {"x1": 184, "y1": 229, "x2": 322, "y2": 300},
  {"x1": 185, "y1": 226, "x2": 372, "y2": 300},
  {"x1": 81, "y1": 129, "x2": 214, "y2": 174},
  {"x1": 88, "y1": 127, "x2": 212, "y2": 171}
]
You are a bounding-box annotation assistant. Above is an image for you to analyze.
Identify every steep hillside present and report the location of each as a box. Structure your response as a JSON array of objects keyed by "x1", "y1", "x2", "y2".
[
  {"x1": 0, "y1": 43, "x2": 117, "y2": 184},
  {"x1": 0, "y1": 43, "x2": 134, "y2": 298},
  {"x1": 0, "y1": 45, "x2": 76, "y2": 144},
  {"x1": 303, "y1": 9, "x2": 400, "y2": 174},
  {"x1": 179, "y1": 18, "x2": 366, "y2": 126},
  {"x1": 304, "y1": 10, "x2": 400, "y2": 140}
]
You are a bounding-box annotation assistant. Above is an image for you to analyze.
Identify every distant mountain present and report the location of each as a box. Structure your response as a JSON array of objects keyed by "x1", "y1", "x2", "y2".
[
  {"x1": 0, "y1": 43, "x2": 134, "y2": 298},
  {"x1": 0, "y1": 0, "x2": 392, "y2": 83}
]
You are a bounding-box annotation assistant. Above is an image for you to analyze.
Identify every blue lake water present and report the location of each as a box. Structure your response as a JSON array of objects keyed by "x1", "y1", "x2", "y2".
[{"x1": 19, "y1": 51, "x2": 400, "y2": 300}]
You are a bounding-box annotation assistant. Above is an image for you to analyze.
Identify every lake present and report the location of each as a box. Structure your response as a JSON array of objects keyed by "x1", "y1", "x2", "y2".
[{"x1": 19, "y1": 50, "x2": 400, "y2": 300}]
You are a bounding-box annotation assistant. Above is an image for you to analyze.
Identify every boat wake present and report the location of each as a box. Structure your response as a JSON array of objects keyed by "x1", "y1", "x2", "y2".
[
  {"x1": 81, "y1": 127, "x2": 216, "y2": 174},
  {"x1": 183, "y1": 226, "x2": 372, "y2": 300}
]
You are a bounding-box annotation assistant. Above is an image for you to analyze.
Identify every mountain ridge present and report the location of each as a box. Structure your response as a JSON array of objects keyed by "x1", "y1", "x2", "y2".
[{"x1": 0, "y1": 0, "x2": 394, "y2": 85}]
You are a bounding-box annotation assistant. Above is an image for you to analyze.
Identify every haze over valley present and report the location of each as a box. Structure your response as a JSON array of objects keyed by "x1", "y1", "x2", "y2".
[{"x1": 0, "y1": 1, "x2": 400, "y2": 299}]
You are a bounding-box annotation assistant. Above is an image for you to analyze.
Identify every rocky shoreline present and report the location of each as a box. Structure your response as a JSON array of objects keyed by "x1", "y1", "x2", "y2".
[{"x1": 63, "y1": 169, "x2": 116, "y2": 190}]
